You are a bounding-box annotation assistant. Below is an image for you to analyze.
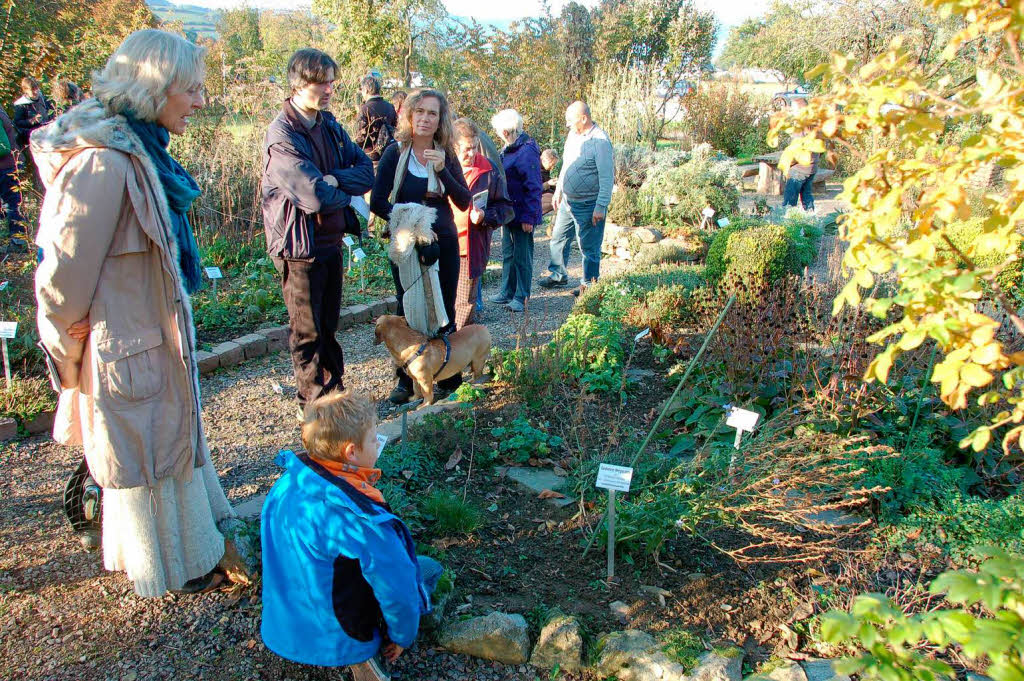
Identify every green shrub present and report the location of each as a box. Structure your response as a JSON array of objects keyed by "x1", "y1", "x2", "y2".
[
  {"x1": 705, "y1": 217, "x2": 822, "y2": 283},
  {"x1": 631, "y1": 240, "x2": 699, "y2": 268},
  {"x1": 554, "y1": 313, "x2": 626, "y2": 393},
  {"x1": 422, "y1": 489, "x2": 481, "y2": 536},
  {"x1": 638, "y1": 144, "x2": 740, "y2": 226},
  {"x1": 608, "y1": 185, "x2": 644, "y2": 226},
  {"x1": 625, "y1": 284, "x2": 698, "y2": 332},
  {"x1": 820, "y1": 549, "x2": 1024, "y2": 681},
  {"x1": 944, "y1": 217, "x2": 1024, "y2": 294}
]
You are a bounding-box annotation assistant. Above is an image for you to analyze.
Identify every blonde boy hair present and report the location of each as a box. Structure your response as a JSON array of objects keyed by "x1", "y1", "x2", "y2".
[{"x1": 301, "y1": 390, "x2": 377, "y2": 462}]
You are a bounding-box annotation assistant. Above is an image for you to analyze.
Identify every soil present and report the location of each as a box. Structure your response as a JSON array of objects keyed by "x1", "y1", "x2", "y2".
[{"x1": 0, "y1": 195, "x2": 850, "y2": 680}]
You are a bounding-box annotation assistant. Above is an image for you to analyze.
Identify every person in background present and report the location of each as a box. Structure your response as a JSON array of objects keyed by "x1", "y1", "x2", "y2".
[
  {"x1": 538, "y1": 100, "x2": 614, "y2": 296},
  {"x1": 52, "y1": 80, "x2": 84, "y2": 115},
  {"x1": 489, "y1": 108, "x2": 542, "y2": 313},
  {"x1": 370, "y1": 88, "x2": 472, "y2": 404},
  {"x1": 355, "y1": 75, "x2": 398, "y2": 168},
  {"x1": 13, "y1": 76, "x2": 54, "y2": 195},
  {"x1": 391, "y1": 90, "x2": 407, "y2": 117},
  {"x1": 261, "y1": 49, "x2": 374, "y2": 417},
  {"x1": 781, "y1": 98, "x2": 818, "y2": 213},
  {"x1": 261, "y1": 390, "x2": 442, "y2": 681},
  {"x1": 0, "y1": 106, "x2": 26, "y2": 252},
  {"x1": 451, "y1": 117, "x2": 513, "y2": 327},
  {"x1": 33, "y1": 28, "x2": 236, "y2": 596},
  {"x1": 540, "y1": 148, "x2": 558, "y2": 215}
]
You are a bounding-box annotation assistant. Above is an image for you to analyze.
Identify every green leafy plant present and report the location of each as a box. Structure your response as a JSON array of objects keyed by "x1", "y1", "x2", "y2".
[
  {"x1": 489, "y1": 415, "x2": 564, "y2": 464},
  {"x1": 638, "y1": 144, "x2": 739, "y2": 226},
  {"x1": 820, "y1": 549, "x2": 1024, "y2": 681}
]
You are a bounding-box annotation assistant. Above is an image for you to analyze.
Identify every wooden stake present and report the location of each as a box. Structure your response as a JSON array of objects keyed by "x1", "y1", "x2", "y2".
[{"x1": 607, "y1": 489, "x2": 616, "y2": 581}]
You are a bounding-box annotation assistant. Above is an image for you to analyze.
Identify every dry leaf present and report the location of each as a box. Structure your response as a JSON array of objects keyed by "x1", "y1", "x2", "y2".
[
  {"x1": 538, "y1": 489, "x2": 566, "y2": 500},
  {"x1": 445, "y1": 447, "x2": 463, "y2": 470}
]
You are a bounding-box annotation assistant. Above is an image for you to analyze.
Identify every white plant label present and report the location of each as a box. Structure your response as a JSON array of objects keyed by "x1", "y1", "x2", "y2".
[
  {"x1": 634, "y1": 328, "x2": 651, "y2": 343},
  {"x1": 204, "y1": 266, "x2": 223, "y2": 280},
  {"x1": 375, "y1": 433, "x2": 388, "y2": 456},
  {"x1": 0, "y1": 281, "x2": 7, "y2": 291},
  {"x1": 717, "y1": 217, "x2": 731, "y2": 228},
  {"x1": 343, "y1": 236, "x2": 355, "y2": 247},
  {"x1": 596, "y1": 463, "x2": 633, "y2": 492},
  {"x1": 350, "y1": 195, "x2": 370, "y2": 220},
  {"x1": 702, "y1": 207, "x2": 716, "y2": 218},
  {"x1": 0, "y1": 321, "x2": 17, "y2": 339},
  {"x1": 353, "y1": 248, "x2": 367, "y2": 262},
  {"x1": 726, "y1": 407, "x2": 760, "y2": 432}
]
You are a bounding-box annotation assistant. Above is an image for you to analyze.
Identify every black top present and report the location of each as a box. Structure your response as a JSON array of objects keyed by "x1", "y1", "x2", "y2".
[
  {"x1": 355, "y1": 96, "x2": 398, "y2": 162},
  {"x1": 370, "y1": 143, "x2": 472, "y2": 240}
]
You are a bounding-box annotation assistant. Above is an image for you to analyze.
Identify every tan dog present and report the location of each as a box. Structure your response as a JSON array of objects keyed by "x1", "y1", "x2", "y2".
[{"x1": 374, "y1": 315, "x2": 491, "y2": 405}]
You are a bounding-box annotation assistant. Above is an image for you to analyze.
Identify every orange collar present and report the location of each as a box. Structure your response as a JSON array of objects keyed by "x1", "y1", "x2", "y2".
[{"x1": 311, "y1": 456, "x2": 385, "y2": 504}]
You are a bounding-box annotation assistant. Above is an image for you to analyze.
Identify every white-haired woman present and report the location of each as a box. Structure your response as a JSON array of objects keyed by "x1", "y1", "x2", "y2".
[
  {"x1": 33, "y1": 29, "x2": 235, "y2": 596},
  {"x1": 489, "y1": 109, "x2": 542, "y2": 313}
]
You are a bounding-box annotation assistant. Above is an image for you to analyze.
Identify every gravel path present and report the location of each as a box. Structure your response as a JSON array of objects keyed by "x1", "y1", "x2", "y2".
[{"x1": 0, "y1": 224, "x2": 630, "y2": 681}]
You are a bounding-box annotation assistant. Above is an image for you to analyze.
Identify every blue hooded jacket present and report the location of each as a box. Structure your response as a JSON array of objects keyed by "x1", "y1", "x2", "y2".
[
  {"x1": 260, "y1": 450, "x2": 431, "y2": 667},
  {"x1": 501, "y1": 132, "x2": 544, "y2": 227}
]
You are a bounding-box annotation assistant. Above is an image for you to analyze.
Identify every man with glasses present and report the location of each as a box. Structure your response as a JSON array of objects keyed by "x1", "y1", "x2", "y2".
[{"x1": 261, "y1": 48, "x2": 373, "y2": 416}]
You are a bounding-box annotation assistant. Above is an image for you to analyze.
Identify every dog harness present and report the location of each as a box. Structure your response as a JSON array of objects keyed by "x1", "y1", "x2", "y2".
[{"x1": 401, "y1": 332, "x2": 452, "y2": 379}]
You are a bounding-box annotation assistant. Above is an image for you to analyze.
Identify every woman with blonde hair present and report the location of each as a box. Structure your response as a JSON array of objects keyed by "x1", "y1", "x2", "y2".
[
  {"x1": 370, "y1": 88, "x2": 472, "y2": 404},
  {"x1": 33, "y1": 29, "x2": 236, "y2": 596}
]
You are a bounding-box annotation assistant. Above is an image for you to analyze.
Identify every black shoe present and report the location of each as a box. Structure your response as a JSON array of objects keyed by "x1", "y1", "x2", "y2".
[
  {"x1": 389, "y1": 384, "x2": 413, "y2": 405},
  {"x1": 538, "y1": 275, "x2": 568, "y2": 289}
]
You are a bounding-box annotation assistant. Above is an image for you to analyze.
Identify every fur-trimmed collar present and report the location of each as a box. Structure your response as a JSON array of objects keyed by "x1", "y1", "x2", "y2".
[{"x1": 31, "y1": 99, "x2": 149, "y2": 187}]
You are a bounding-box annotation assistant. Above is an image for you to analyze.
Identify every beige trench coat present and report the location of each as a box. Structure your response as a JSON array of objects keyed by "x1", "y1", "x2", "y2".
[{"x1": 32, "y1": 100, "x2": 207, "y2": 489}]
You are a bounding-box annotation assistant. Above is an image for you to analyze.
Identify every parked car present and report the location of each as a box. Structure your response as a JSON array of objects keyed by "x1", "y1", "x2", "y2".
[{"x1": 771, "y1": 86, "x2": 810, "y2": 109}]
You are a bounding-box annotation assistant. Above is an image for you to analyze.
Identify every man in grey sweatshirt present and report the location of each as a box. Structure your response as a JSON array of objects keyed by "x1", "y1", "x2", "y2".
[{"x1": 539, "y1": 101, "x2": 614, "y2": 291}]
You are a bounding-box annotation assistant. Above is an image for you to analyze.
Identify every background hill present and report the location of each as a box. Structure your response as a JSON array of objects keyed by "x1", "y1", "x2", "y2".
[{"x1": 148, "y1": 0, "x2": 218, "y2": 38}]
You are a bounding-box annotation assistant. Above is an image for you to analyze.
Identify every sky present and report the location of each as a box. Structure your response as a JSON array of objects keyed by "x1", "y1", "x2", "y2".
[{"x1": 170, "y1": 0, "x2": 772, "y2": 30}]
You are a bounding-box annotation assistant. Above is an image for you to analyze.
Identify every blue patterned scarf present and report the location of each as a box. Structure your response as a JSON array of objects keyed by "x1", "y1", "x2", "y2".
[{"x1": 124, "y1": 113, "x2": 203, "y2": 294}]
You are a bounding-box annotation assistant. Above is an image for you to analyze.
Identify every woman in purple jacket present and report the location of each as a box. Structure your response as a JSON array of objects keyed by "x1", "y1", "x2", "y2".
[{"x1": 489, "y1": 109, "x2": 543, "y2": 313}]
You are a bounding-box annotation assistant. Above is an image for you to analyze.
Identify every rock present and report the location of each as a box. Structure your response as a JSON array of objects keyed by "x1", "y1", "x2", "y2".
[
  {"x1": 258, "y1": 325, "x2": 290, "y2": 352},
  {"x1": 615, "y1": 246, "x2": 633, "y2": 261},
  {"x1": 421, "y1": 572, "x2": 457, "y2": 638},
  {"x1": 196, "y1": 350, "x2": 219, "y2": 374},
  {"x1": 439, "y1": 612, "x2": 530, "y2": 664},
  {"x1": 636, "y1": 227, "x2": 664, "y2": 244},
  {"x1": 689, "y1": 647, "x2": 745, "y2": 681},
  {"x1": 498, "y1": 467, "x2": 572, "y2": 507},
  {"x1": 801, "y1": 659, "x2": 850, "y2": 681},
  {"x1": 24, "y1": 410, "x2": 56, "y2": 435},
  {"x1": 339, "y1": 307, "x2": 356, "y2": 329},
  {"x1": 233, "y1": 333, "x2": 269, "y2": 360},
  {"x1": 384, "y1": 295, "x2": 399, "y2": 313},
  {"x1": 609, "y1": 600, "x2": 630, "y2": 623},
  {"x1": 596, "y1": 629, "x2": 684, "y2": 681},
  {"x1": 529, "y1": 612, "x2": 583, "y2": 671},
  {"x1": 217, "y1": 517, "x2": 260, "y2": 584},
  {"x1": 233, "y1": 493, "x2": 267, "y2": 520},
  {"x1": 369, "y1": 299, "x2": 388, "y2": 317},
  {"x1": 210, "y1": 341, "x2": 243, "y2": 367},
  {"x1": 747, "y1": 661, "x2": 809, "y2": 681},
  {"x1": 349, "y1": 304, "x2": 371, "y2": 323},
  {"x1": 0, "y1": 417, "x2": 17, "y2": 441}
]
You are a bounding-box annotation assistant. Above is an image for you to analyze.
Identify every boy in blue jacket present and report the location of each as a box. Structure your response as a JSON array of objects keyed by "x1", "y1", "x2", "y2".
[{"x1": 261, "y1": 390, "x2": 442, "y2": 680}]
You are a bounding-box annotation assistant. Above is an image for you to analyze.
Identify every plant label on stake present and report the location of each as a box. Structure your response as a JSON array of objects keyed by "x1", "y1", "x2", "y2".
[
  {"x1": 717, "y1": 217, "x2": 731, "y2": 228},
  {"x1": 0, "y1": 281, "x2": 7, "y2": 291},
  {"x1": 596, "y1": 463, "x2": 633, "y2": 581},
  {"x1": 700, "y1": 206, "x2": 715, "y2": 231},
  {"x1": 375, "y1": 433, "x2": 388, "y2": 457},
  {"x1": 702, "y1": 207, "x2": 716, "y2": 218},
  {"x1": 343, "y1": 236, "x2": 355, "y2": 273},
  {"x1": 634, "y1": 328, "x2": 650, "y2": 343},
  {"x1": 0, "y1": 321, "x2": 17, "y2": 390},
  {"x1": 726, "y1": 406, "x2": 760, "y2": 476},
  {"x1": 353, "y1": 247, "x2": 367, "y2": 292},
  {"x1": 205, "y1": 266, "x2": 223, "y2": 298}
]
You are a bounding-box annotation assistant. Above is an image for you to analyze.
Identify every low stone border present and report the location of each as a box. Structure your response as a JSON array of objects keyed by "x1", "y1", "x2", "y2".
[
  {"x1": 0, "y1": 295, "x2": 400, "y2": 442},
  {"x1": 196, "y1": 295, "x2": 398, "y2": 376}
]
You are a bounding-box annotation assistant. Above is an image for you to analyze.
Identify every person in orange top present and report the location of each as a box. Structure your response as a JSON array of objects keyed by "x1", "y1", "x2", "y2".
[{"x1": 450, "y1": 117, "x2": 514, "y2": 327}]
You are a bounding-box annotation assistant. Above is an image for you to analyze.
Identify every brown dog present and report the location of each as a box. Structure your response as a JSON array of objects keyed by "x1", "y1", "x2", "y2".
[{"x1": 374, "y1": 315, "x2": 491, "y2": 405}]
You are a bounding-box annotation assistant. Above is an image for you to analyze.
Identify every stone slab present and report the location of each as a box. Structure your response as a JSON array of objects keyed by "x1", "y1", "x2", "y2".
[
  {"x1": 369, "y1": 299, "x2": 388, "y2": 317},
  {"x1": 259, "y1": 325, "x2": 290, "y2": 352},
  {"x1": 339, "y1": 307, "x2": 356, "y2": 329},
  {"x1": 384, "y1": 296, "x2": 399, "y2": 313},
  {"x1": 24, "y1": 410, "x2": 56, "y2": 435},
  {"x1": 498, "y1": 466, "x2": 573, "y2": 507},
  {"x1": 196, "y1": 350, "x2": 219, "y2": 374},
  {"x1": 234, "y1": 493, "x2": 267, "y2": 520},
  {"x1": 349, "y1": 304, "x2": 371, "y2": 323},
  {"x1": 802, "y1": 659, "x2": 850, "y2": 681},
  {"x1": 234, "y1": 333, "x2": 269, "y2": 360},
  {"x1": 0, "y1": 417, "x2": 18, "y2": 441},
  {"x1": 211, "y1": 341, "x2": 244, "y2": 367},
  {"x1": 377, "y1": 400, "x2": 469, "y2": 443}
]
